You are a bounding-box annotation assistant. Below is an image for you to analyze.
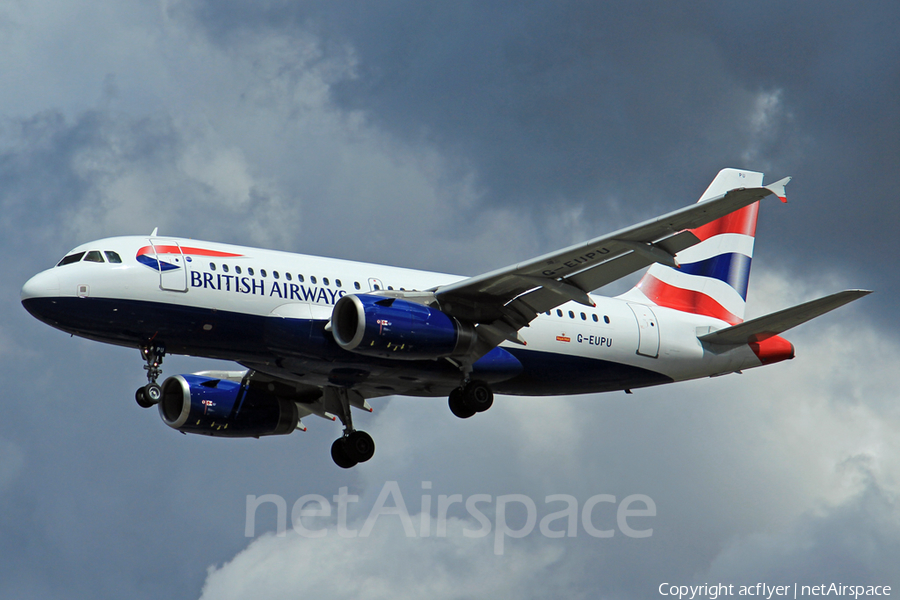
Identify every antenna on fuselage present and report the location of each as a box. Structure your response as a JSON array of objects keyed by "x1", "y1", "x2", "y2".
[{"x1": 150, "y1": 227, "x2": 159, "y2": 236}]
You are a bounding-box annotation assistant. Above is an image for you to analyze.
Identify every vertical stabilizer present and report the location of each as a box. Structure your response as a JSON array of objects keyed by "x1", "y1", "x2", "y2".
[{"x1": 624, "y1": 169, "x2": 768, "y2": 325}]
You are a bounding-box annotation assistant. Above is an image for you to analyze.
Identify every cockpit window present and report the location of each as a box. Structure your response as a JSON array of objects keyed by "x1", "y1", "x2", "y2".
[
  {"x1": 105, "y1": 251, "x2": 122, "y2": 263},
  {"x1": 57, "y1": 252, "x2": 85, "y2": 266},
  {"x1": 84, "y1": 251, "x2": 105, "y2": 263}
]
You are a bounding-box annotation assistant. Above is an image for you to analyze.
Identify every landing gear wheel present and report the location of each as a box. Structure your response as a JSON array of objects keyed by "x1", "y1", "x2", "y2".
[
  {"x1": 144, "y1": 382, "x2": 162, "y2": 404},
  {"x1": 449, "y1": 388, "x2": 476, "y2": 419},
  {"x1": 462, "y1": 380, "x2": 493, "y2": 413},
  {"x1": 345, "y1": 430, "x2": 375, "y2": 463},
  {"x1": 331, "y1": 437, "x2": 358, "y2": 469},
  {"x1": 135, "y1": 387, "x2": 154, "y2": 409}
]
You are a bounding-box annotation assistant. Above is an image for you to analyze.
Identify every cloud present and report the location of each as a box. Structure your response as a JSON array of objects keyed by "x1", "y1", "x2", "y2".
[
  {"x1": 0, "y1": 18, "x2": 549, "y2": 276},
  {"x1": 201, "y1": 516, "x2": 566, "y2": 600},
  {"x1": 181, "y1": 0, "x2": 899, "y2": 318},
  {"x1": 705, "y1": 479, "x2": 900, "y2": 586}
]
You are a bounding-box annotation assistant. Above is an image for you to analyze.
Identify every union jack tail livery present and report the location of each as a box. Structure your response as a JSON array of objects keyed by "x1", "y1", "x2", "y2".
[{"x1": 629, "y1": 169, "x2": 779, "y2": 325}]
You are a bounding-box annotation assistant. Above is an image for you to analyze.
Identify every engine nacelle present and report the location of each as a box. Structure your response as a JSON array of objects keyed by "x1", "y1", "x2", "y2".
[
  {"x1": 332, "y1": 294, "x2": 476, "y2": 360},
  {"x1": 159, "y1": 374, "x2": 298, "y2": 437}
]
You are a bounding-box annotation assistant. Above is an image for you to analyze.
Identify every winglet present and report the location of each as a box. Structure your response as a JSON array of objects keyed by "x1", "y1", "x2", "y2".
[
  {"x1": 150, "y1": 227, "x2": 159, "y2": 236},
  {"x1": 766, "y1": 176, "x2": 791, "y2": 203}
]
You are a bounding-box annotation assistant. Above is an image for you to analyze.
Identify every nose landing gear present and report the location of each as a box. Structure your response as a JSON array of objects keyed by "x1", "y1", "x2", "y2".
[{"x1": 135, "y1": 345, "x2": 166, "y2": 408}]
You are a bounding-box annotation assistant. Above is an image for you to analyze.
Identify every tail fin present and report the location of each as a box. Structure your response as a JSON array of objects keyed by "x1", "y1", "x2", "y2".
[{"x1": 627, "y1": 168, "x2": 772, "y2": 325}]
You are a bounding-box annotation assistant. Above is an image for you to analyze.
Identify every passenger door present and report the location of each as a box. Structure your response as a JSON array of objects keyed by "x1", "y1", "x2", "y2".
[{"x1": 150, "y1": 239, "x2": 188, "y2": 292}]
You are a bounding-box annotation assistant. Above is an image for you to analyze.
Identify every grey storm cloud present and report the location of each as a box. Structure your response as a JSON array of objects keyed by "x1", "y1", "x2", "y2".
[
  {"x1": 1, "y1": 1, "x2": 897, "y2": 599},
  {"x1": 185, "y1": 0, "x2": 899, "y2": 312}
]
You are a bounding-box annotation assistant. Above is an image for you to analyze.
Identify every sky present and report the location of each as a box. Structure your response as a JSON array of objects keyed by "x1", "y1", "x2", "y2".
[{"x1": 1, "y1": 1, "x2": 899, "y2": 598}]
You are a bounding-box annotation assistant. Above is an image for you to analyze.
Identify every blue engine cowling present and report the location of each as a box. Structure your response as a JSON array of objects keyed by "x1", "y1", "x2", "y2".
[
  {"x1": 332, "y1": 294, "x2": 476, "y2": 360},
  {"x1": 159, "y1": 374, "x2": 298, "y2": 437}
]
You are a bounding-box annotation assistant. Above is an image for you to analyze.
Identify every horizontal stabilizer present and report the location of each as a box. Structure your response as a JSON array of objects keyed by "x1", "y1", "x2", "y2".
[{"x1": 699, "y1": 289, "x2": 872, "y2": 345}]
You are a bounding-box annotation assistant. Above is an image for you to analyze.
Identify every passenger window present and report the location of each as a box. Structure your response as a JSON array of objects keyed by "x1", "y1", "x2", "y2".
[
  {"x1": 311, "y1": 276, "x2": 317, "y2": 284},
  {"x1": 298, "y1": 274, "x2": 305, "y2": 283},
  {"x1": 274, "y1": 271, "x2": 280, "y2": 279},
  {"x1": 556, "y1": 309, "x2": 563, "y2": 317},
  {"x1": 235, "y1": 266, "x2": 242, "y2": 275},
  {"x1": 336, "y1": 279, "x2": 342, "y2": 288},
  {"x1": 285, "y1": 273, "x2": 291, "y2": 281},
  {"x1": 354, "y1": 282, "x2": 361, "y2": 290},
  {"x1": 248, "y1": 267, "x2": 255, "y2": 276},
  {"x1": 592, "y1": 314, "x2": 598, "y2": 322},
  {"x1": 210, "y1": 263, "x2": 216, "y2": 271},
  {"x1": 324, "y1": 277, "x2": 330, "y2": 286},
  {"x1": 83, "y1": 251, "x2": 104, "y2": 263},
  {"x1": 568, "y1": 311, "x2": 575, "y2": 319},
  {"x1": 604, "y1": 316, "x2": 610, "y2": 324},
  {"x1": 261, "y1": 269, "x2": 267, "y2": 278},
  {"x1": 388, "y1": 285, "x2": 394, "y2": 290},
  {"x1": 581, "y1": 312, "x2": 586, "y2": 320},
  {"x1": 223, "y1": 264, "x2": 229, "y2": 273},
  {"x1": 57, "y1": 252, "x2": 85, "y2": 266},
  {"x1": 104, "y1": 251, "x2": 122, "y2": 263}
]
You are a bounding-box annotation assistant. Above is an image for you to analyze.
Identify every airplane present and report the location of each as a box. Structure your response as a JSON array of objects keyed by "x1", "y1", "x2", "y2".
[{"x1": 21, "y1": 169, "x2": 870, "y2": 468}]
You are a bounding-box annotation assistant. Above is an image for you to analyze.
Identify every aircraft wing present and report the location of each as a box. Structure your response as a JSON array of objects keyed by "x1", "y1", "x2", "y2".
[{"x1": 430, "y1": 179, "x2": 790, "y2": 348}]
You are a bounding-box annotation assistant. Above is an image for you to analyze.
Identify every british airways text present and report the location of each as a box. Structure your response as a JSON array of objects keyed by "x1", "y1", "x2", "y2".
[{"x1": 190, "y1": 272, "x2": 347, "y2": 304}]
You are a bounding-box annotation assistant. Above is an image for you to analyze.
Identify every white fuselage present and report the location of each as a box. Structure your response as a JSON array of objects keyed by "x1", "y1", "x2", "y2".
[{"x1": 22, "y1": 235, "x2": 766, "y2": 398}]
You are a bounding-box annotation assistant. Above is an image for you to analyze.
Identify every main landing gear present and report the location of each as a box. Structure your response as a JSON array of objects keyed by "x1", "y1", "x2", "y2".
[
  {"x1": 135, "y1": 344, "x2": 165, "y2": 409},
  {"x1": 331, "y1": 431, "x2": 375, "y2": 469},
  {"x1": 448, "y1": 380, "x2": 494, "y2": 419},
  {"x1": 324, "y1": 387, "x2": 375, "y2": 469}
]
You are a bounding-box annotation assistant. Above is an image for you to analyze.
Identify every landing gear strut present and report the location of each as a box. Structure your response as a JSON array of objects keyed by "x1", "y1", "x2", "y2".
[
  {"x1": 448, "y1": 380, "x2": 493, "y2": 419},
  {"x1": 135, "y1": 344, "x2": 165, "y2": 408},
  {"x1": 324, "y1": 387, "x2": 375, "y2": 468}
]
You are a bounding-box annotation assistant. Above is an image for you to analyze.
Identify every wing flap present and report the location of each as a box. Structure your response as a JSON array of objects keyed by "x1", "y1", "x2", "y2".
[{"x1": 699, "y1": 289, "x2": 872, "y2": 345}]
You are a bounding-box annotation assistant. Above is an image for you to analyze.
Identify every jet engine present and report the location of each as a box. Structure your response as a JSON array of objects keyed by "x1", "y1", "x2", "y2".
[
  {"x1": 159, "y1": 374, "x2": 298, "y2": 437},
  {"x1": 331, "y1": 294, "x2": 476, "y2": 360}
]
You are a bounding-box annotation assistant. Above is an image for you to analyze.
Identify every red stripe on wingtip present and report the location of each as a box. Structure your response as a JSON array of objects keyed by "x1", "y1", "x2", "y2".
[{"x1": 636, "y1": 274, "x2": 742, "y2": 325}]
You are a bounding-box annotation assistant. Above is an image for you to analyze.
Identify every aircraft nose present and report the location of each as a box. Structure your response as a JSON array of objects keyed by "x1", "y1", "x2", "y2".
[{"x1": 21, "y1": 270, "x2": 60, "y2": 301}]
